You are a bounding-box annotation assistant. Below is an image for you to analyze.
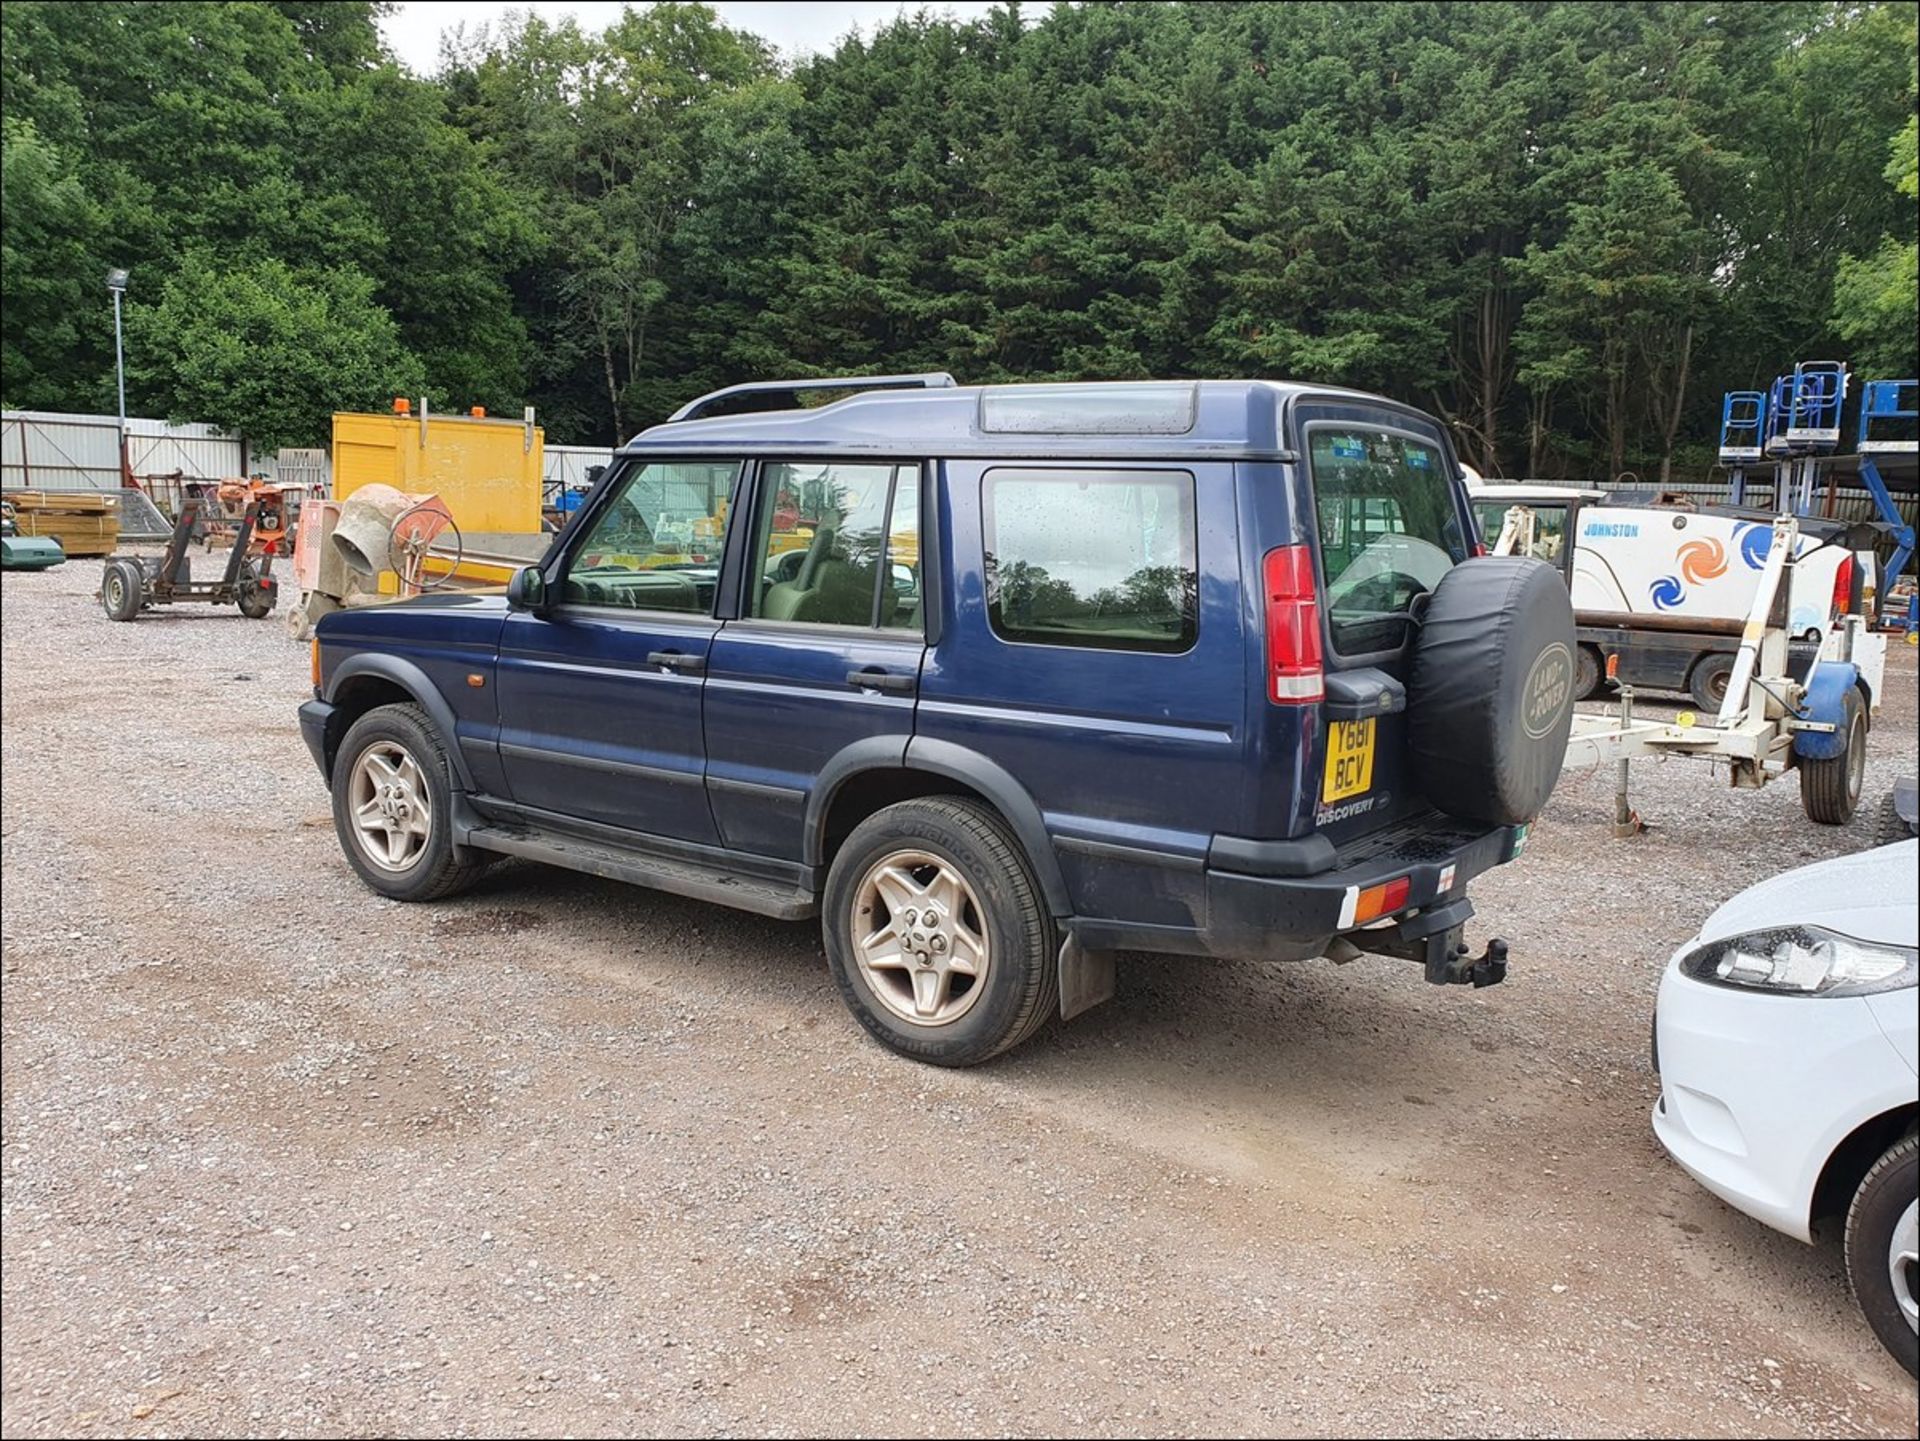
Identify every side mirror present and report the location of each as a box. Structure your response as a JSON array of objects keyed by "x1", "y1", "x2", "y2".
[{"x1": 506, "y1": 566, "x2": 548, "y2": 612}]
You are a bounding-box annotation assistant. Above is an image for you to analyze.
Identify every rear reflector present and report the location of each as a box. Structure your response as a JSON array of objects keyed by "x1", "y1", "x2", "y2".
[
  {"x1": 1263, "y1": 545, "x2": 1324, "y2": 704},
  {"x1": 1352, "y1": 876, "x2": 1411, "y2": 926}
]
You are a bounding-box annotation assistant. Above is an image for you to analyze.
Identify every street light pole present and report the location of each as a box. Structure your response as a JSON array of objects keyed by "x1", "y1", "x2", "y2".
[{"x1": 106, "y1": 267, "x2": 129, "y2": 485}]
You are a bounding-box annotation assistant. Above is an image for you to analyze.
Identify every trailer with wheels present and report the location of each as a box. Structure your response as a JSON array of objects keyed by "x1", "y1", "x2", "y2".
[
  {"x1": 1558, "y1": 513, "x2": 1882, "y2": 830},
  {"x1": 1470, "y1": 481, "x2": 1870, "y2": 708},
  {"x1": 98, "y1": 489, "x2": 281, "y2": 622}
]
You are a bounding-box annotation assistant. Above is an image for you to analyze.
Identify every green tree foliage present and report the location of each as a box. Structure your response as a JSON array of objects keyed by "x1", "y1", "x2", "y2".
[
  {"x1": 1, "y1": 116, "x2": 100, "y2": 410},
  {"x1": 127, "y1": 254, "x2": 424, "y2": 449},
  {"x1": 2, "y1": 0, "x2": 1915, "y2": 475},
  {"x1": 442, "y1": 3, "x2": 777, "y2": 441},
  {"x1": 0, "y1": 0, "x2": 530, "y2": 438},
  {"x1": 1833, "y1": 112, "x2": 1920, "y2": 379}
]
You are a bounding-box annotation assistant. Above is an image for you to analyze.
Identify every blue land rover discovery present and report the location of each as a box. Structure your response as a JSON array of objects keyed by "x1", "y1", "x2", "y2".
[{"x1": 301, "y1": 376, "x2": 1576, "y2": 1065}]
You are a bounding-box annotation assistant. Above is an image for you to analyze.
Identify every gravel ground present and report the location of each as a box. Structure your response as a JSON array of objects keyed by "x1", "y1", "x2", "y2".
[{"x1": 3, "y1": 556, "x2": 1916, "y2": 1439}]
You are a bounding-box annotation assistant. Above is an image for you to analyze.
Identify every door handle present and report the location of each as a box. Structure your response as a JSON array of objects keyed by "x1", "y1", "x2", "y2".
[
  {"x1": 846, "y1": 668, "x2": 916, "y2": 695},
  {"x1": 647, "y1": 650, "x2": 706, "y2": 675}
]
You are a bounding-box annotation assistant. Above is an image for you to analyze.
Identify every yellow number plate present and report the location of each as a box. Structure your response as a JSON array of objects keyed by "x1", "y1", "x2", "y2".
[{"x1": 1322, "y1": 718, "x2": 1377, "y2": 803}]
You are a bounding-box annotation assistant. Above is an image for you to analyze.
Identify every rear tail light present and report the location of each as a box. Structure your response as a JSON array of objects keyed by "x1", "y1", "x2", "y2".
[
  {"x1": 1471, "y1": 538, "x2": 1488, "y2": 558},
  {"x1": 1351, "y1": 876, "x2": 1411, "y2": 926},
  {"x1": 1830, "y1": 554, "x2": 1854, "y2": 618},
  {"x1": 1263, "y1": 544, "x2": 1324, "y2": 704}
]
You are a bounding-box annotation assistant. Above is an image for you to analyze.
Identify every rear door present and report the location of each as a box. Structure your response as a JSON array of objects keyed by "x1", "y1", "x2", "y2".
[
  {"x1": 916, "y1": 460, "x2": 1245, "y2": 932},
  {"x1": 702, "y1": 459, "x2": 926, "y2": 859},
  {"x1": 1295, "y1": 403, "x2": 1472, "y2": 848}
]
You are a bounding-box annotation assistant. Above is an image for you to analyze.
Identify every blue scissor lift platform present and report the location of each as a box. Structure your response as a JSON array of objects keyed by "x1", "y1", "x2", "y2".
[{"x1": 1718, "y1": 364, "x2": 1916, "y2": 627}]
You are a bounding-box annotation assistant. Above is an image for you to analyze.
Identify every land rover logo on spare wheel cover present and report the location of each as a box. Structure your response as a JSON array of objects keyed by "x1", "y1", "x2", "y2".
[{"x1": 1523, "y1": 642, "x2": 1574, "y2": 740}]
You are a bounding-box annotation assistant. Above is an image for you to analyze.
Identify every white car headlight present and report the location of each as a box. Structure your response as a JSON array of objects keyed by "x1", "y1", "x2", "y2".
[{"x1": 1679, "y1": 925, "x2": 1917, "y2": 997}]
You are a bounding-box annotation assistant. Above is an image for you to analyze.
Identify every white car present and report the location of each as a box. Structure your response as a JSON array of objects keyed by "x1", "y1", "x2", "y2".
[{"x1": 1653, "y1": 840, "x2": 1918, "y2": 1377}]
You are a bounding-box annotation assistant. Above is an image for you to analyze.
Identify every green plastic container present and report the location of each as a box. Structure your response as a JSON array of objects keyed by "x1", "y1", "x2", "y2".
[{"x1": 1, "y1": 535, "x2": 66, "y2": 571}]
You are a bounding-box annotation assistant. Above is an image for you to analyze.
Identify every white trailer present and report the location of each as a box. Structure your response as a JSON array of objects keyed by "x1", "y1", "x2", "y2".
[
  {"x1": 1471, "y1": 481, "x2": 1881, "y2": 710},
  {"x1": 1541, "y1": 513, "x2": 1885, "y2": 832}
]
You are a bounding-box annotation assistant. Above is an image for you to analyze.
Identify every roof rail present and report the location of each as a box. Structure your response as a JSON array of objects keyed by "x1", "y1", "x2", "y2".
[{"x1": 666, "y1": 372, "x2": 958, "y2": 424}]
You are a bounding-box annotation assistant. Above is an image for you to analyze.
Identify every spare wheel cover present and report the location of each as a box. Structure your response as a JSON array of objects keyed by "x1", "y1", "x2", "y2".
[{"x1": 1406, "y1": 556, "x2": 1576, "y2": 826}]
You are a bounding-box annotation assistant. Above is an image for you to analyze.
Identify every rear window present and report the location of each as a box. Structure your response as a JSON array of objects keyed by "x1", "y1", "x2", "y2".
[
  {"x1": 1310, "y1": 429, "x2": 1464, "y2": 654},
  {"x1": 983, "y1": 469, "x2": 1196, "y2": 653}
]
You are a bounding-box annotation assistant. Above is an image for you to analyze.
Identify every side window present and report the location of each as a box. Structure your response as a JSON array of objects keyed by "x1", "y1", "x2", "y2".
[
  {"x1": 748, "y1": 462, "x2": 921, "y2": 631},
  {"x1": 561, "y1": 459, "x2": 739, "y2": 613},
  {"x1": 982, "y1": 469, "x2": 1197, "y2": 653}
]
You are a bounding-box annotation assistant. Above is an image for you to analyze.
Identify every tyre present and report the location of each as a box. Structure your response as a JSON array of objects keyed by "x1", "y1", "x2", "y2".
[
  {"x1": 1874, "y1": 791, "x2": 1915, "y2": 848},
  {"x1": 100, "y1": 558, "x2": 143, "y2": 621},
  {"x1": 329, "y1": 703, "x2": 488, "y2": 901},
  {"x1": 823, "y1": 797, "x2": 1058, "y2": 1067},
  {"x1": 1574, "y1": 644, "x2": 1604, "y2": 701},
  {"x1": 1407, "y1": 557, "x2": 1577, "y2": 826},
  {"x1": 236, "y1": 562, "x2": 276, "y2": 619},
  {"x1": 1844, "y1": 1134, "x2": 1918, "y2": 1378},
  {"x1": 1799, "y1": 687, "x2": 1866, "y2": 825},
  {"x1": 1687, "y1": 652, "x2": 1737, "y2": 713}
]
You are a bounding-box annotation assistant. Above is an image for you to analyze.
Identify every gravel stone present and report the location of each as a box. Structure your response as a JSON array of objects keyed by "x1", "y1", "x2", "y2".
[{"x1": 3, "y1": 556, "x2": 1915, "y2": 1436}]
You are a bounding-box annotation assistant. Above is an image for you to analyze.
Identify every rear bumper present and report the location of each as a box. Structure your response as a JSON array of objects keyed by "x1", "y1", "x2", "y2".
[
  {"x1": 299, "y1": 698, "x2": 334, "y2": 779},
  {"x1": 1071, "y1": 816, "x2": 1527, "y2": 963},
  {"x1": 1206, "y1": 818, "x2": 1526, "y2": 959}
]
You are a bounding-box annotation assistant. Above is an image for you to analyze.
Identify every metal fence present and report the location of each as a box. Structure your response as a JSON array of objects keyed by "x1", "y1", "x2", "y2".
[
  {"x1": 542, "y1": 443, "x2": 615, "y2": 512},
  {"x1": 1, "y1": 409, "x2": 263, "y2": 491},
  {"x1": 544, "y1": 444, "x2": 614, "y2": 490}
]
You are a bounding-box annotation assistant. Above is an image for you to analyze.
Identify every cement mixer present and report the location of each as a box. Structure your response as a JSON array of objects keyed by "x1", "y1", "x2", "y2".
[{"x1": 285, "y1": 484, "x2": 462, "y2": 639}]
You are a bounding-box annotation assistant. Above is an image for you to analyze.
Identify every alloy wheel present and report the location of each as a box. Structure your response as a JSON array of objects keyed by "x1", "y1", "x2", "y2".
[
  {"x1": 347, "y1": 742, "x2": 432, "y2": 872},
  {"x1": 851, "y1": 849, "x2": 991, "y2": 1027}
]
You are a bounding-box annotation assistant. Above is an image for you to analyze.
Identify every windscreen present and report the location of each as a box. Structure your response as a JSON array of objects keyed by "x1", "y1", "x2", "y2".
[{"x1": 1474, "y1": 500, "x2": 1570, "y2": 563}]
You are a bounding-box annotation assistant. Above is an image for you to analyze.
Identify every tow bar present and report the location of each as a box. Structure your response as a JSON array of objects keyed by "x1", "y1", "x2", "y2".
[
  {"x1": 1347, "y1": 902, "x2": 1510, "y2": 988},
  {"x1": 1431, "y1": 936, "x2": 1510, "y2": 988}
]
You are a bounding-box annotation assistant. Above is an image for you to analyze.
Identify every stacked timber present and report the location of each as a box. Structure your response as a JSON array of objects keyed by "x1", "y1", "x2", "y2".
[{"x1": 2, "y1": 490, "x2": 120, "y2": 557}]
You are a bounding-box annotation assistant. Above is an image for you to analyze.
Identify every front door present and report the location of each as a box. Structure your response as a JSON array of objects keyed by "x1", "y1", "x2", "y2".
[
  {"x1": 703, "y1": 459, "x2": 926, "y2": 858},
  {"x1": 494, "y1": 458, "x2": 740, "y2": 843}
]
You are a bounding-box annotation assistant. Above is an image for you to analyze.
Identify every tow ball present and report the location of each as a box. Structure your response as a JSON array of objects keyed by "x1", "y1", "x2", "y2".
[
  {"x1": 1432, "y1": 937, "x2": 1509, "y2": 988},
  {"x1": 1345, "y1": 904, "x2": 1512, "y2": 989}
]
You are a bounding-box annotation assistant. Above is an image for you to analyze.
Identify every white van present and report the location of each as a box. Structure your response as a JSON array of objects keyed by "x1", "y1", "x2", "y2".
[{"x1": 1469, "y1": 482, "x2": 1880, "y2": 710}]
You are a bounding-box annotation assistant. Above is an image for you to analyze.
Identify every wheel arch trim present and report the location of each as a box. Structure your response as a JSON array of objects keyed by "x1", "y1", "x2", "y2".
[
  {"x1": 325, "y1": 654, "x2": 476, "y2": 790},
  {"x1": 803, "y1": 737, "x2": 1073, "y2": 918}
]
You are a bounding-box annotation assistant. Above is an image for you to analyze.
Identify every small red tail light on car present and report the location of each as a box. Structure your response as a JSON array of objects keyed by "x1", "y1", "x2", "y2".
[
  {"x1": 1352, "y1": 876, "x2": 1412, "y2": 926},
  {"x1": 1830, "y1": 553, "x2": 1854, "y2": 618},
  {"x1": 1262, "y1": 544, "x2": 1324, "y2": 704}
]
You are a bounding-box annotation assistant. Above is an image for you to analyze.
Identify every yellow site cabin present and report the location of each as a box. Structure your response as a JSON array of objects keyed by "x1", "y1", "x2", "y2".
[{"x1": 332, "y1": 401, "x2": 545, "y2": 536}]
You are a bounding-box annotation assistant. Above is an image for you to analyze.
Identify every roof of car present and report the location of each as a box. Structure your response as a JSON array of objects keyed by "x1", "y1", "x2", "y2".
[
  {"x1": 619, "y1": 379, "x2": 1445, "y2": 463},
  {"x1": 1467, "y1": 480, "x2": 1607, "y2": 501}
]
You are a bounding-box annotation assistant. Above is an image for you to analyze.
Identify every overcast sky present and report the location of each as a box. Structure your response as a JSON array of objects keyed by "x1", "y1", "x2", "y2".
[{"x1": 378, "y1": 1, "x2": 1006, "y2": 72}]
